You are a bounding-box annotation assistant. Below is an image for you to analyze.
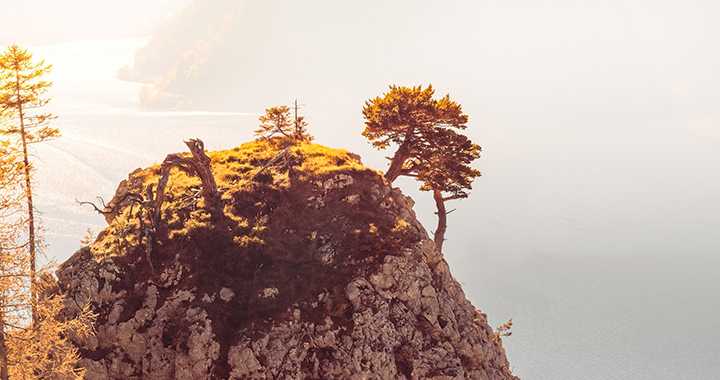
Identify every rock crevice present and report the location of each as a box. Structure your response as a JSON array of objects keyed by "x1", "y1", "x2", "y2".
[{"x1": 57, "y1": 141, "x2": 517, "y2": 379}]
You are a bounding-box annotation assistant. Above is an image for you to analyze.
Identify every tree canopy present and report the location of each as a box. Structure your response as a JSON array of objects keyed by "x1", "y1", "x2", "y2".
[
  {"x1": 0, "y1": 46, "x2": 58, "y2": 143},
  {"x1": 362, "y1": 84, "x2": 470, "y2": 183},
  {"x1": 0, "y1": 46, "x2": 92, "y2": 379},
  {"x1": 255, "y1": 104, "x2": 312, "y2": 142},
  {"x1": 362, "y1": 85, "x2": 481, "y2": 252},
  {"x1": 255, "y1": 106, "x2": 294, "y2": 139},
  {"x1": 1, "y1": 45, "x2": 60, "y2": 325}
]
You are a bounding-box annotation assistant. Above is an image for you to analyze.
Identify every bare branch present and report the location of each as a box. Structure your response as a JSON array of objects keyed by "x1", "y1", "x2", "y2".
[
  {"x1": 252, "y1": 147, "x2": 291, "y2": 180},
  {"x1": 76, "y1": 192, "x2": 144, "y2": 216}
]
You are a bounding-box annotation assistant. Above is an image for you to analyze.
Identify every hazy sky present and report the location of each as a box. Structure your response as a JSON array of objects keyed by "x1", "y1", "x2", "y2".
[
  {"x1": 1, "y1": 0, "x2": 193, "y2": 46},
  {"x1": 3, "y1": 0, "x2": 719, "y2": 259},
  {"x1": 4, "y1": 3, "x2": 720, "y2": 378}
]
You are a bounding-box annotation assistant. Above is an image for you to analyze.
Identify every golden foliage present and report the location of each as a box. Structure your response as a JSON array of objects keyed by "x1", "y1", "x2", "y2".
[
  {"x1": 88, "y1": 139, "x2": 373, "y2": 261},
  {"x1": 8, "y1": 292, "x2": 96, "y2": 380},
  {"x1": 0, "y1": 45, "x2": 60, "y2": 146},
  {"x1": 493, "y1": 318, "x2": 513, "y2": 343},
  {"x1": 255, "y1": 105, "x2": 313, "y2": 141}
]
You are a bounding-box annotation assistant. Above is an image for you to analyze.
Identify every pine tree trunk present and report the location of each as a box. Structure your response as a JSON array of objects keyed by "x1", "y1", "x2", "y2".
[
  {"x1": 16, "y1": 89, "x2": 36, "y2": 325},
  {"x1": 385, "y1": 140, "x2": 410, "y2": 183},
  {"x1": 433, "y1": 188, "x2": 447, "y2": 253},
  {"x1": 0, "y1": 297, "x2": 8, "y2": 380}
]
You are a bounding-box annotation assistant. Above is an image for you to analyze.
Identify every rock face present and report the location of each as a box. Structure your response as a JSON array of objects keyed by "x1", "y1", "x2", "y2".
[{"x1": 57, "y1": 141, "x2": 517, "y2": 379}]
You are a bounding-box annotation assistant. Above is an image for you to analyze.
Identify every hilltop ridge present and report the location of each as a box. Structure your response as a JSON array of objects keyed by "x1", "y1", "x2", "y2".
[{"x1": 57, "y1": 139, "x2": 518, "y2": 379}]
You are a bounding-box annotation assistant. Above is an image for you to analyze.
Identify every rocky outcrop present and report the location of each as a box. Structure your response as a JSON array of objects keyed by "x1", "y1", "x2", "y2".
[{"x1": 57, "y1": 141, "x2": 517, "y2": 379}]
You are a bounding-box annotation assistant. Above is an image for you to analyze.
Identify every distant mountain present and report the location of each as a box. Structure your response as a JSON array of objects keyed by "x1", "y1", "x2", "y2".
[{"x1": 115, "y1": 0, "x2": 455, "y2": 112}]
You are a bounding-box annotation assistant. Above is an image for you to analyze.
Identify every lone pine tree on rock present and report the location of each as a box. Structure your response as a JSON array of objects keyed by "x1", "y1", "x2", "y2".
[
  {"x1": 255, "y1": 104, "x2": 313, "y2": 142},
  {"x1": 362, "y1": 85, "x2": 481, "y2": 252}
]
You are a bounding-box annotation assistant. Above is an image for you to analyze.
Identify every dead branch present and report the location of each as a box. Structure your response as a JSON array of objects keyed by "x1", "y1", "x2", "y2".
[
  {"x1": 151, "y1": 138, "x2": 218, "y2": 228},
  {"x1": 76, "y1": 138, "x2": 218, "y2": 277},
  {"x1": 76, "y1": 193, "x2": 144, "y2": 216},
  {"x1": 252, "y1": 147, "x2": 291, "y2": 180}
]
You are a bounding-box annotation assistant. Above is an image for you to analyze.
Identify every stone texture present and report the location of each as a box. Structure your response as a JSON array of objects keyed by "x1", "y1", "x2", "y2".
[{"x1": 58, "y1": 165, "x2": 518, "y2": 380}]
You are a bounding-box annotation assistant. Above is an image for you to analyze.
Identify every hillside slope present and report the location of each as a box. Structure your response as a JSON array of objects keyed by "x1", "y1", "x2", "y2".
[{"x1": 57, "y1": 140, "x2": 518, "y2": 379}]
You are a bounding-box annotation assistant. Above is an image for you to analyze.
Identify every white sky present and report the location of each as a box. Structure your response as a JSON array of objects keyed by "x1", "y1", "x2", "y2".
[
  {"x1": 3, "y1": 0, "x2": 719, "y2": 258},
  {"x1": 3, "y1": 2, "x2": 720, "y2": 378},
  {"x1": 0, "y1": 0, "x2": 193, "y2": 46}
]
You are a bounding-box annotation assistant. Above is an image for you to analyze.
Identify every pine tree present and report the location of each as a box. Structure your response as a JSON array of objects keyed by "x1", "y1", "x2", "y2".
[
  {"x1": 8, "y1": 277, "x2": 95, "y2": 380},
  {"x1": 0, "y1": 139, "x2": 26, "y2": 380},
  {"x1": 255, "y1": 106, "x2": 294, "y2": 139},
  {"x1": 414, "y1": 129, "x2": 481, "y2": 252},
  {"x1": 1, "y1": 141, "x2": 93, "y2": 379},
  {"x1": 255, "y1": 103, "x2": 313, "y2": 142},
  {"x1": 291, "y1": 100, "x2": 312, "y2": 142},
  {"x1": 0, "y1": 45, "x2": 60, "y2": 323},
  {"x1": 362, "y1": 85, "x2": 469, "y2": 183},
  {"x1": 362, "y1": 85, "x2": 481, "y2": 252},
  {"x1": 0, "y1": 46, "x2": 91, "y2": 379}
]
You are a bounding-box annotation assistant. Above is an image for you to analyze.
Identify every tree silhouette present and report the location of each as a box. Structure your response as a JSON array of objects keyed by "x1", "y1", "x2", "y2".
[
  {"x1": 0, "y1": 45, "x2": 60, "y2": 323},
  {"x1": 0, "y1": 140, "x2": 25, "y2": 380},
  {"x1": 414, "y1": 129, "x2": 481, "y2": 252},
  {"x1": 291, "y1": 99, "x2": 312, "y2": 141},
  {"x1": 255, "y1": 106, "x2": 293, "y2": 139},
  {"x1": 255, "y1": 104, "x2": 313, "y2": 142},
  {"x1": 362, "y1": 85, "x2": 481, "y2": 252},
  {"x1": 362, "y1": 85, "x2": 469, "y2": 183}
]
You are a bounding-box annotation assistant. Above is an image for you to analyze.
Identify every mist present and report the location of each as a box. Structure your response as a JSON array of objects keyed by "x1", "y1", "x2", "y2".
[
  {"x1": 3, "y1": 1, "x2": 720, "y2": 378},
  {"x1": 114, "y1": 0, "x2": 720, "y2": 259}
]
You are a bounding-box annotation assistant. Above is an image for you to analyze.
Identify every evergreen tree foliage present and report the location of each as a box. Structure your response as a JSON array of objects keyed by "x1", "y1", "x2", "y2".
[
  {"x1": 0, "y1": 139, "x2": 26, "y2": 380},
  {"x1": 362, "y1": 85, "x2": 481, "y2": 252},
  {"x1": 291, "y1": 99, "x2": 312, "y2": 142},
  {"x1": 0, "y1": 46, "x2": 91, "y2": 379},
  {"x1": 256, "y1": 106, "x2": 294, "y2": 139},
  {"x1": 292, "y1": 114, "x2": 311, "y2": 141},
  {"x1": 255, "y1": 105, "x2": 313, "y2": 141},
  {"x1": 0, "y1": 45, "x2": 60, "y2": 323},
  {"x1": 8, "y1": 279, "x2": 95, "y2": 380},
  {"x1": 362, "y1": 84, "x2": 470, "y2": 183},
  {"x1": 1, "y1": 140, "x2": 94, "y2": 380}
]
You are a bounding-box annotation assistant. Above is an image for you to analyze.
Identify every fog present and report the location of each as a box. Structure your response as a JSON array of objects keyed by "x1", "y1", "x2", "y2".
[
  {"x1": 3, "y1": 1, "x2": 720, "y2": 378},
  {"x1": 112, "y1": 0, "x2": 720, "y2": 259}
]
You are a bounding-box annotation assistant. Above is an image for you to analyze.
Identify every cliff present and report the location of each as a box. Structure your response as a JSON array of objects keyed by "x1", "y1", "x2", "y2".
[{"x1": 56, "y1": 140, "x2": 518, "y2": 379}]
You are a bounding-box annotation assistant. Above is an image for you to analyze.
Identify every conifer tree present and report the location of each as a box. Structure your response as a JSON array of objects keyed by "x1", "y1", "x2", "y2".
[
  {"x1": 0, "y1": 47, "x2": 90, "y2": 379},
  {"x1": 255, "y1": 106, "x2": 294, "y2": 139},
  {"x1": 1, "y1": 140, "x2": 93, "y2": 379},
  {"x1": 256, "y1": 104, "x2": 313, "y2": 141},
  {"x1": 362, "y1": 85, "x2": 469, "y2": 183},
  {"x1": 0, "y1": 139, "x2": 25, "y2": 380},
  {"x1": 291, "y1": 99, "x2": 312, "y2": 142},
  {"x1": 362, "y1": 85, "x2": 481, "y2": 252},
  {"x1": 0, "y1": 45, "x2": 60, "y2": 322},
  {"x1": 414, "y1": 129, "x2": 481, "y2": 252},
  {"x1": 8, "y1": 278, "x2": 95, "y2": 380}
]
